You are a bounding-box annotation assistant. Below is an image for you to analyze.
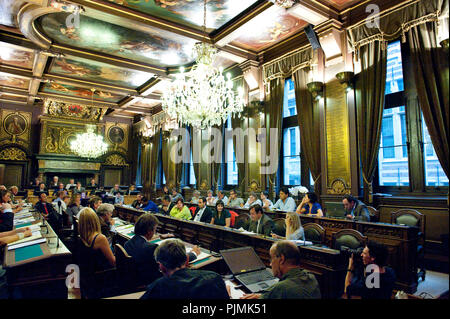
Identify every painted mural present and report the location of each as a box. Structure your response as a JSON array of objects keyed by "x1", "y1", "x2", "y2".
[
  {"x1": 0, "y1": 72, "x2": 29, "y2": 89},
  {"x1": 231, "y1": 5, "x2": 307, "y2": 51},
  {"x1": 38, "y1": 12, "x2": 197, "y2": 67},
  {"x1": 106, "y1": 0, "x2": 259, "y2": 30},
  {"x1": 41, "y1": 81, "x2": 124, "y2": 103},
  {"x1": 0, "y1": 42, "x2": 34, "y2": 69},
  {"x1": 50, "y1": 55, "x2": 153, "y2": 88}
]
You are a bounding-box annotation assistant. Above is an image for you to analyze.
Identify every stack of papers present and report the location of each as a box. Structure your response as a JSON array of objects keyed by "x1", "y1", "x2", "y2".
[
  {"x1": 13, "y1": 217, "x2": 35, "y2": 225},
  {"x1": 291, "y1": 240, "x2": 313, "y2": 246},
  {"x1": 186, "y1": 247, "x2": 211, "y2": 264},
  {"x1": 115, "y1": 224, "x2": 134, "y2": 237},
  {"x1": 7, "y1": 230, "x2": 44, "y2": 250},
  {"x1": 224, "y1": 280, "x2": 245, "y2": 299}
]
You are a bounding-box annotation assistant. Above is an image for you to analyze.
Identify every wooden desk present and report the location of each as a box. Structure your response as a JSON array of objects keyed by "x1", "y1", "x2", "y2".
[
  {"x1": 3, "y1": 210, "x2": 72, "y2": 299},
  {"x1": 114, "y1": 205, "x2": 347, "y2": 299},
  {"x1": 184, "y1": 203, "x2": 419, "y2": 293}
]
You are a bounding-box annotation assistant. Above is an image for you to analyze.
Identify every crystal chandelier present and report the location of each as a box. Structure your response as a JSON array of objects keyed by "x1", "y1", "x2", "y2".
[
  {"x1": 269, "y1": 0, "x2": 296, "y2": 8},
  {"x1": 161, "y1": 0, "x2": 245, "y2": 129},
  {"x1": 70, "y1": 124, "x2": 108, "y2": 159}
]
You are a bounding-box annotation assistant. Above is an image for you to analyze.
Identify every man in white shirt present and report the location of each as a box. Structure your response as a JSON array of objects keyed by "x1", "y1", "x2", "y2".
[
  {"x1": 243, "y1": 192, "x2": 262, "y2": 209},
  {"x1": 65, "y1": 178, "x2": 76, "y2": 190},
  {"x1": 213, "y1": 190, "x2": 228, "y2": 206},
  {"x1": 53, "y1": 191, "x2": 69, "y2": 216},
  {"x1": 272, "y1": 187, "x2": 297, "y2": 212},
  {"x1": 193, "y1": 197, "x2": 213, "y2": 223}
]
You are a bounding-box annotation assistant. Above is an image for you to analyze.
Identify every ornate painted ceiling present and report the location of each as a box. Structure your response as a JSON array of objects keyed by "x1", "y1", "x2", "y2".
[{"x1": 0, "y1": 0, "x2": 364, "y2": 118}]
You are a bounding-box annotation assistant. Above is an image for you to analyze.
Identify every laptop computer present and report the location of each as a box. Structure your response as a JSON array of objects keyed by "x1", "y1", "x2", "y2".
[
  {"x1": 324, "y1": 202, "x2": 346, "y2": 218},
  {"x1": 220, "y1": 246, "x2": 278, "y2": 293}
]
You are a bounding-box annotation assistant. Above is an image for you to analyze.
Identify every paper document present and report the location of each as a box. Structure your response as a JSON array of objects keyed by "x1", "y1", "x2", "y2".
[
  {"x1": 8, "y1": 238, "x2": 46, "y2": 250},
  {"x1": 13, "y1": 217, "x2": 35, "y2": 225},
  {"x1": 7, "y1": 231, "x2": 42, "y2": 247},
  {"x1": 186, "y1": 248, "x2": 211, "y2": 264},
  {"x1": 291, "y1": 240, "x2": 313, "y2": 246},
  {"x1": 225, "y1": 280, "x2": 245, "y2": 299}
]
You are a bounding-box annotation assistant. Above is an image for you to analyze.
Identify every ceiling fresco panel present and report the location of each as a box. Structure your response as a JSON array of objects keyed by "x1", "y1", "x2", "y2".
[
  {"x1": 38, "y1": 12, "x2": 197, "y2": 67},
  {"x1": 0, "y1": 72, "x2": 30, "y2": 90},
  {"x1": 105, "y1": 0, "x2": 260, "y2": 31},
  {"x1": 41, "y1": 81, "x2": 125, "y2": 103},
  {"x1": 231, "y1": 5, "x2": 308, "y2": 51},
  {"x1": 49, "y1": 54, "x2": 154, "y2": 88},
  {"x1": 0, "y1": 42, "x2": 35, "y2": 69}
]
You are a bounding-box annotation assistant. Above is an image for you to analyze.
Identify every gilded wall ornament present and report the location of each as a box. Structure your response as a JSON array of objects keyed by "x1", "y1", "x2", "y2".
[
  {"x1": 105, "y1": 154, "x2": 128, "y2": 166},
  {"x1": 44, "y1": 99, "x2": 107, "y2": 122},
  {"x1": 329, "y1": 179, "x2": 350, "y2": 195},
  {"x1": 0, "y1": 147, "x2": 27, "y2": 161}
]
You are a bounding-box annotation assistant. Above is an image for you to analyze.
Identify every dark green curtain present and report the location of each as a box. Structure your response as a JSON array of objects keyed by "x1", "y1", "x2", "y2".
[
  {"x1": 292, "y1": 67, "x2": 321, "y2": 197},
  {"x1": 140, "y1": 140, "x2": 151, "y2": 198},
  {"x1": 212, "y1": 124, "x2": 223, "y2": 191},
  {"x1": 407, "y1": 21, "x2": 449, "y2": 179},
  {"x1": 265, "y1": 77, "x2": 284, "y2": 199},
  {"x1": 149, "y1": 131, "x2": 160, "y2": 191},
  {"x1": 161, "y1": 130, "x2": 182, "y2": 190},
  {"x1": 190, "y1": 126, "x2": 201, "y2": 189},
  {"x1": 355, "y1": 41, "x2": 387, "y2": 203}
]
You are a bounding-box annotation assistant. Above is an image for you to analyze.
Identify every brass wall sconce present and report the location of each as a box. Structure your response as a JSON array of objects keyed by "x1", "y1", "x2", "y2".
[
  {"x1": 307, "y1": 81, "x2": 324, "y2": 100},
  {"x1": 336, "y1": 71, "x2": 355, "y2": 93}
]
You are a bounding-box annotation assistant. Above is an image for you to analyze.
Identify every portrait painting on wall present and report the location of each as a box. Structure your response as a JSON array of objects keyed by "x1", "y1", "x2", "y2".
[
  {"x1": 3, "y1": 113, "x2": 27, "y2": 136},
  {"x1": 108, "y1": 126, "x2": 125, "y2": 144}
]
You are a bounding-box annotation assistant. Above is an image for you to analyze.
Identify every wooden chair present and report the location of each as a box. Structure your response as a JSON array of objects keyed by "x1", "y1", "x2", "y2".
[
  {"x1": 114, "y1": 244, "x2": 143, "y2": 293},
  {"x1": 234, "y1": 213, "x2": 250, "y2": 229},
  {"x1": 367, "y1": 206, "x2": 380, "y2": 223},
  {"x1": 272, "y1": 218, "x2": 286, "y2": 237},
  {"x1": 332, "y1": 229, "x2": 367, "y2": 251},
  {"x1": 391, "y1": 209, "x2": 426, "y2": 281},
  {"x1": 303, "y1": 223, "x2": 325, "y2": 244}
]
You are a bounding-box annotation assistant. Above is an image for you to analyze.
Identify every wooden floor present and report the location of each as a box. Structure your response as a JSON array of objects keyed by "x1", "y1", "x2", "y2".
[{"x1": 67, "y1": 271, "x2": 449, "y2": 299}]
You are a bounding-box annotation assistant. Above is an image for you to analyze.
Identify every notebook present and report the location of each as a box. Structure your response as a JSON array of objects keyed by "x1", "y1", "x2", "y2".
[{"x1": 220, "y1": 246, "x2": 278, "y2": 293}]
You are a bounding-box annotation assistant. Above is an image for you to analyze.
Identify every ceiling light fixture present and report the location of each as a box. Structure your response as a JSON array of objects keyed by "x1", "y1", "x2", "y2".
[{"x1": 161, "y1": 0, "x2": 244, "y2": 129}]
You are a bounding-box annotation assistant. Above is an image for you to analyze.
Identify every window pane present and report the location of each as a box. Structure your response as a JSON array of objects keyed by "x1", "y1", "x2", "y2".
[
  {"x1": 225, "y1": 116, "x2": 238, "y2": 185},
  {"x1": 283, "y1": 78, "x2": 297, "y2": 118},
  {"x1": 385, "y1": 41, "x2": 404, "y2": 95},
  {"x1": 189, "y1": 151, "x2": 196, "y2": 185},
  {"x1": 378, "y1": 106, "x2": 409, "y2": 186},
  {"x1": 283, "y1": 126, "x2": 300, "y2": 185},
  {"x1": 162, "y1": 171, "x2": 166, "y2": 185},
  {"x1": 422, "y1": 116, "x2": 449, "y2": 186}
]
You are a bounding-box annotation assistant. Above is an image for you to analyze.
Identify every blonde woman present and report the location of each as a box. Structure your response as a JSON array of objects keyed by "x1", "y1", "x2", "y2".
[
  {"x1": 78, "y1": 207, "x2": 115, "y2": 271},
  {"x1": 271, "y1": 212, "x2": 304, "y2": 241}
]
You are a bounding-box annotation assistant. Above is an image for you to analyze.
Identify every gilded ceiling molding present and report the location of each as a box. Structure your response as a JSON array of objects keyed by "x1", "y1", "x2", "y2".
[
  {"x1": 17, "y1": 3, "x2": 57, "y2": 49},
  {"x1": 0, "y1": 147, "x2": 27, "y2": 161},
  {"x1": 43, "y1": 99, "x2": 108, "y2": 121}
]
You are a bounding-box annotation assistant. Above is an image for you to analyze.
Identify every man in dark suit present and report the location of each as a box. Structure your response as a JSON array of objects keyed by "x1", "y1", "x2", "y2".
[
  {"x1": 34, "y1": 192, "x2": 61, "y2": 231},
  {"x1": 248, "y1": 204, "x2": 274, "y2": 236},
  {"x1": 342, "y1": 195, "x2": 371, "y2": 222},
  {"x1": 125, "y1": 214, "x2": 199, "y2": 286},
  {"x1": 159, "y1": 195, "x2": 174, "y2": 216},
  {"x1": 141, "y1": 238, "x2": 229, "y2": 299},
  {"x1": 193, "y1": 197, "x2": 213, "y2": 223}
]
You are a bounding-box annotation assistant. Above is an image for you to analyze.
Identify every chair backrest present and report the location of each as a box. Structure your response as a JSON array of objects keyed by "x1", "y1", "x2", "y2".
[
  {"x1": 234, "y1": 213, "x2": 250, "y2": 229},
  {"x1": 272, "y1": 218, "x2": 286, "y2": 237},
  {"x1": 303, "y1": 223, "x2": 325, "y2": 244},
  {"x1": 391, "y1": 209, "x2": 425, "y2": 237},
  {"x1": 229, "y1": 210, "x2": 238, "y2": 227},
  {"x1": 332, "y1": 229, "x2": 367, "y2": 251},
  {"x1": 115, "y1": 243, "x2": 132, "y2": 266},
  {"x1": 366, "y1": 206, "x2": 379, "y2": 223}
]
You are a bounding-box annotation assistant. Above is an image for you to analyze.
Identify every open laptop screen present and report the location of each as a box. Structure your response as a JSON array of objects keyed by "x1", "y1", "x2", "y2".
[{"x1": 220, "y1": 247, "x2": 266, "y2": 275}]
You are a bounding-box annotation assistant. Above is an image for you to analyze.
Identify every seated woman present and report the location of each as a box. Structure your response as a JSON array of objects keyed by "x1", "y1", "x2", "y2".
[
  {"x1": 296, "y1": 192, "x2": 323, "y2": 217},
  {"x1": 190, "y1": 190, "x2": 201, "y2": 204},
  {"x1": 206, "y1": 190, "x2": 215, "y2": 206},
  {"x1": 260, "y1": 191, "x2": 273, "y2": 210},
  {"x1": 243, "y1": 192, "x2": 262, "y2": 209},
  {"x1": 210, "y1": 200, "x2": 231, "y2": 227},
  {"x1": 0, "y1": 190, "x2": 14, "y2": 232},
  {"x1": 78, "y1": 207, "x2": 116, "y2": 272},
  {"x1": 271, "y1": 212, "x2": 304, "y2": 240},
  {"x1": 169, "y1": 198, "x2": 192, "y2": 220}
]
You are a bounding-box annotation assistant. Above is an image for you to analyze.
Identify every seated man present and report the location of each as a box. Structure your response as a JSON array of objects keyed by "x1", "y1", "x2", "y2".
[
  {"x1": 141, "y1": 239, "x2": 229, "y2": 299},
  {"x1": 159, "y1": 195, "x2": 174, "y2": 216},
  {"x1": 54, "y1": 182, "x2": 65, "y2": 194},
  {"x1": 241, "y1": 241, "x2": 321, "y2": 299},
  {"x1": 124, "y1": 214, "x2": 198, "y2": 286},
  {"x1": 34, "y1": 192, "x2": 61, "y2": 230},
  {"x1": 243, "y1": 192, "x2": 262, "y2": 209},
  {"x1": 88, "y1": 178, "x2": 98, "y2": 188},
  {"x1": 213, "y1": 190, "x2": 228, "y2": 206},
  {"x1": 73, "y1": 181, "x2": 85, "y2": 194},
  {"x1": 345, "y1": 241, "x2": 396, "y2": 299},
  {"x1": 9, "y1": 186, "x2": 20, "y2": 205},
  {"x1": 248, "y1": 204, "x2": 274, "y2": 237},
  {"x1": 193, "y1": 197, "x2": 213, "y2": 223},
  {"x1": 48, "y1": 175, "x2": 59, "y2": 190},
  {"x1": 65, "y1": 178, "x2": 76, "y2": 190},
  {"x1": 227, "y1": 189, "x2": 244, "y2": 208},
  {"x1": 96, "y1": 203, "x2": 116, "y2": 245},
  {"x1": 342, "y1": 194, "x2": 370, "y2": 222},
  {"x1": 272, "y1": 187, "x2": 296, "y2": 212},
  {"x1": 34, "y1": 183, "x2": 49, "y2": 196},
  {"x1": 131, "y1": 192, "x2": 144, "y2": 209},
  {"x1": 108, "y1": 184, "x2": 121, "y2": 196},
  {"x1": 141, "y1": 196, "x2": 159, "y2": 213},
  {"x1": 169, "y1": 198, "x2": 191, "y2": 220},
  {"x1": 170, "y1": 188, "x2": 184, "y2": 203}
]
